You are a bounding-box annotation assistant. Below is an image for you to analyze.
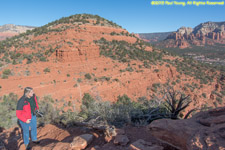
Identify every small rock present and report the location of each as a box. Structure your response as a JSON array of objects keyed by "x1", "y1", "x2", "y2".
[
  {"x1": 92, "y1": 132, "x2": 99, "y2": 138},
  {"x1": 105, "y1": 135, "x2": 114, "y2": 143},
  {"x1": 113, "y1": 135, "x2": 129, "y2": 146},
  {"x1": 129, "y1": 139, "x2": 163, "y2": 150},
  {"x1": 70, "y1": 134, "x2": 94, "y2": 150}
]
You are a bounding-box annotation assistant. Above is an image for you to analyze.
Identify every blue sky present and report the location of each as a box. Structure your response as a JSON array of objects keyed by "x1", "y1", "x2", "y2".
[{"x1": 0, "y1": 0, "x2": 225, "y2": 33}]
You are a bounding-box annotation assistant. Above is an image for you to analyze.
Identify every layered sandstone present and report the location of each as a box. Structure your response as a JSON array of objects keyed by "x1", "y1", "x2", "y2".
[
  {"x1": 159, "y1": 21, "x2": 225, "y2": 48},
  {"x1": 0, "y1": 24, "x2": 35, "y2": 41}
]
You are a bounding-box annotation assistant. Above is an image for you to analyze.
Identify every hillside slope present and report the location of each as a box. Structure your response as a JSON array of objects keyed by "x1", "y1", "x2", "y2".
[{"x1": 0, "y1": 14, "x2": 224, "y2": 114}]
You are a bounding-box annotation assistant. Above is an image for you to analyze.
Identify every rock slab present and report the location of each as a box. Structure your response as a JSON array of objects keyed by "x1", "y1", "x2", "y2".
[
  {"x1": 148, "y1": 107, "x2": 225, "y2": 150},
  {"x1": 70, "y1": 134, "x2": 94, "y2": 150}
]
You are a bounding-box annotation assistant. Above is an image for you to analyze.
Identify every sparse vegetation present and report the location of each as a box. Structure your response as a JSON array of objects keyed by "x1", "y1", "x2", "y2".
[
  {"x1": 98, "y1": 76, "x2": 111, "y2": 81},
  {"x1": 0, "y1": 93, "x2": 18, "y2": 129},
  {"x1": 163, "y1": 87, "x2": 193, "y2": 119},
  {"x1": 1, "y1": 69, "x2": 12, "y2": 79},
  {"x1": 202, "y1": 93, "x2": 207, "y2": 98},
  {"x1": 2, "y1": 69, "x2": 11, "y2": 76},
  {"x1": 84, "y1": 73, "x2": 92, "y2": 80},
  {"x1": 77, "y1": 78, "x2": 82, "y2": 83},
  {"x1": 43, "y1": 67, "x2": 50, "y2": 73},
  {"x1": 216, "y1": 97, "x2": 223, "y2": 104},
  {"x1": 94, "y1": 38, "x2": 162, "y2": 66},
  {"x1": 0, "y1": 86, "x2": 196, "y2": 129}
]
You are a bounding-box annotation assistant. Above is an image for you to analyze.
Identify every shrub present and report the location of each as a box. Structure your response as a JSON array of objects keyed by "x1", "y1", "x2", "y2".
[
  {"x1": 23, "y1": 54, "x2": 33, "y2": 64},
  {"x1": 176, "y1": 79, "x2": 180, "y2": 83},
  {"x1": 3, "y1": 69, "x2": 11, "y2": 76},
  {"x1": 154, "y1": 69, "x2": 159, "y2": 73},
  {"x1": 163, "y1": 87, "x2": 194, "y2": 119},
  {"x1": 1, "y1": 74, "x2": 8, "y2": 79},
  {"x1": 0, "y1": 93, "x2": 18, "y2": 129},
  {"x1": 152, "y1": 83, "x2": 160, "y2": 89},
  {"x1": 39, "y1": 56, "x2": 47, "y2": 62},
  {"x1": 79, "y1": 94, "x2": 138, "y2": 127},
  {"x1": 221, "y1": 90, "x2": 225, "y2": 96},
  {"x1": 2, "y1": 69, "x2": 12, "y2": 79},
  {"x1": 55, "y1": 109, "x2": 80, "y2": 127},
  {"x1": 202, "y1": 93, "x2": 206, "y2": 98},
  {"x1": 216, "y1": 97, "x2": 223, "y2": 104},
  {"x1": 43, "y1": 67, "x2": 50, "y2": 73},
  {"x1": 116, "y1": 94, "x2": 132, "y2": 105},
  {"x1": 85, "y1": 73, "x2": 92, "y2": 80},
  {"x1": 37, "y1": 95, "x2": 59, "y2": 126},
  {"x1": 77, "y1": 78, "x2": 82, "y2": 83},
  {"x1": 79, "y1": 93, "x2": 95, "y2": 118}
]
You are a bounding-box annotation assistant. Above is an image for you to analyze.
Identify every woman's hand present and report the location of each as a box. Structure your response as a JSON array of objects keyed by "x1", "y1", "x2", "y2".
[{"x1": 26, "y1": 119, "x2": 31, "y2": 124}]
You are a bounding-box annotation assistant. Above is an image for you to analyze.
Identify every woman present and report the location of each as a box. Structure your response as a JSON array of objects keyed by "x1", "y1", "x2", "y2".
[{"x1": 16, "y1": 87, "x2": 40, "y2": 150}]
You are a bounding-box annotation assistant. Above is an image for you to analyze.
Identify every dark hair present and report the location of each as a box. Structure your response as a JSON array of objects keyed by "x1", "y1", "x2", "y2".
[{"x1": 24, "y1": 87, "x2": 33, "y2": 97}]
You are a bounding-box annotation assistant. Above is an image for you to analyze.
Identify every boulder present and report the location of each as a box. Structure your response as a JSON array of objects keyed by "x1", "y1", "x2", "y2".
[
  {"x1": 113, "y1": 135, "x2": 129, "y2": 146},
  {"x1": 70, "y1": 134, "x2": 94, "y2": 150},
  {"x1": 148, "y1": 107, "x2": 225, "y2": 150}
]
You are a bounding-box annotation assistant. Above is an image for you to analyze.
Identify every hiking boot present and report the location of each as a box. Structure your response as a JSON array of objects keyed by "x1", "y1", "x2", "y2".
[{"x1": 25, "y1": 144, "x2": 31, "y2": 150}]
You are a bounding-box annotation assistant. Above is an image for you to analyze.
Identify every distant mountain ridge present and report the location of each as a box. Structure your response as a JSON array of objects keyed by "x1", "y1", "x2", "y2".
[
  {"x1": 0, "y1": 24, "x2": 35, "y2": 33},
  {"x1": 137, "y1": 32, "x2": 172, "y2": 43},
  {"x1": 159, "y1": 21, "x2": 225, "y2": 48},
  {"x1": 0, "y1": 24, "x2": 35, "y2": 41},
  {"x1": 138, "y1": 21, "x2": 225, "y2": 49}
]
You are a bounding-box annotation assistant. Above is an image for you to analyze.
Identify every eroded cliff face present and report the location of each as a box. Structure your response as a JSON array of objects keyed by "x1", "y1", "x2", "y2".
[
  {"x1": 0, "y1": 24, "x2": 35, "y2": 41},
  {"x1": 162, "y1": 22, "x2": 225, "y2": 48}
]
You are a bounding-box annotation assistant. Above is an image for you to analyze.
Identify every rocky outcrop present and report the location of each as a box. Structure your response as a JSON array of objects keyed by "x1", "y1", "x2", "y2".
[
  {"x1": 0, "y1": 24, "x2": 35, "y2": 41},
  {"x1": 161, "y1": 21, "x2": 225, "y2": 48},
  {"x1": 0, "y1": 24, "x2": 35, "y2": 33},
  {"x1": 148, "y1": 107, "x2": 225, "y2": 150}
]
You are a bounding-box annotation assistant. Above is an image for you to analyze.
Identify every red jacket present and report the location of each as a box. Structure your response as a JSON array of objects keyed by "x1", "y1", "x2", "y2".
[{"x1": 16, "y1": 95, "x2": 39, "y2": 122}]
